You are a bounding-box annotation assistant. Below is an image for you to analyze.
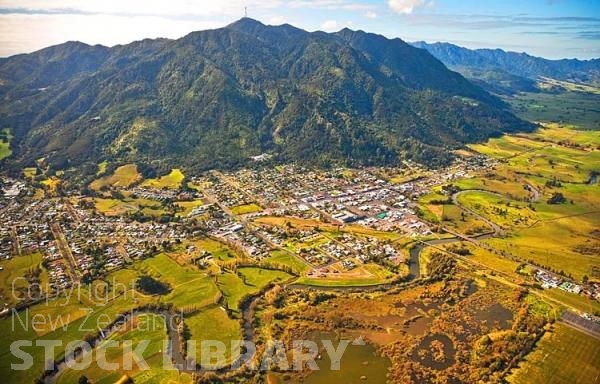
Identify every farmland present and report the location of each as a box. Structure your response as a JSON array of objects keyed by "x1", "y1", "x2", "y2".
[
  {"x1": 54, "y1": 314, "x2": 174, "y2": 384},
  {"x1": 0, "y1": 291, "x2": 154, "y2": 382},
  {"x1": 455, "y1": 122, "x2": 600, "y2": 282},
  {"x1": 185, "y1": 307, "x2": 242, "y2": 367},
  {"x1": 265, "y1": 250, "x2": 311, "y2": 274},
  {"x1": 505, "y1": 90, "x2": 600, "y2": 130},
  {"x1": 507, "y1": 322, "x2": 600, "y2": 384}
]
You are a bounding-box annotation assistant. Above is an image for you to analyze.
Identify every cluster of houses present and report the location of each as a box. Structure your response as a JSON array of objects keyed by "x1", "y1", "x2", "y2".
[
  {"x1": 0, "y1": 184, "x2": 192, "y2": 291},
  {"x1": 211, "y1": 221, "x2": 270, "y2": 260},
  {"x1": 299, "y1": 247, "x2": 331, "y2": 266},
  {"x1": 336, "y1": 233, "x2": 402, "y2": 264},
  {"x1": 2, "y1": 149, "x2": 598, "y2": 314},
  {"x1": 43, "y1": 243, "x2": 72, "y2": 289},
  {"x1": 198, "y1": 174, "x2": 255, "y2": 209},
  {"x1": 1, "y1": 178, "x2": 25, "y2": 199},
  {"x1": 535, "y1": 269, "x2": 582, "y2": 293},
  {"x1": 228, "y1": 169, "x2": 282, "y2": 208},
  {"x1": 216, "y1": 165, "x2": 437, "y2": 236},
  {"x1": 0, "y1": 226, "x2": 12, "y2": 259},
  {"x1": 127, "y1": 187, "x2": 179, "y2": 202}
]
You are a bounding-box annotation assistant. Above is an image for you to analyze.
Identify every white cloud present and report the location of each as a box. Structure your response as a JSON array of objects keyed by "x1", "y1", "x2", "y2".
[
  {"x1": 0, "y1": 14, "x2": 223, "y2": 56},
  {"x1": 320, "y1": 19, "x2": 339, "y2": 31},
  {"x1": 0, "y1": 1, "x2": 283, "y2": 18},
  {"x1": 268, "y1": 15, "x2": 287, "y2": 25},
  {"x1": 387, "y1": 0, "x2": 431, "y2": 15},
  {"x1": 288, "y1": 1, "x2": 371, "y2": 11},
  {"x1": 0, "y1": 0, "x2": 375, "y2": 16},
  {"x1": 365, "y1": 11, "x2": 377, "y2": 19}
]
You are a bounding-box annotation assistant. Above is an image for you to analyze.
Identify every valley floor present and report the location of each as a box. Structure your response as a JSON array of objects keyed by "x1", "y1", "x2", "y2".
[{"x1": 0, "y1": 122, "x2": 599, "y2": 383}]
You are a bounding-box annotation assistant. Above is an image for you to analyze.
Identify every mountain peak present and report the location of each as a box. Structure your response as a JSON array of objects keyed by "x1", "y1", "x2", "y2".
[
  {"x1": 226, "y1": 17, "x2": 266, "y2": 31},
  {"x1": 0, "y1": 19, "x2": 532, "y2": 173},
  {"x1": 226, "y1": 17, "x2": 307, "y2": 42}
]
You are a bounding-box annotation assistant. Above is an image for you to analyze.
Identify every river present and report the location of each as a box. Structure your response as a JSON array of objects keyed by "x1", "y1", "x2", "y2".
[{"x1": 43, "y1": 189, "x2": 503, "y2": 382}]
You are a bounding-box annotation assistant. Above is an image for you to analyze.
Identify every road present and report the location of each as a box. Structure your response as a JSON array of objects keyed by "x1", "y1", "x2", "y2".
[
  {"x1": 10, "y1": 225, "x2": 20, "y2": 256},
  {"x1": 562, "y1": 311, "x2": 600, "y2": 340},
  {"x1": 50, "y1": 222, "x2": 79, "y2": 280}
]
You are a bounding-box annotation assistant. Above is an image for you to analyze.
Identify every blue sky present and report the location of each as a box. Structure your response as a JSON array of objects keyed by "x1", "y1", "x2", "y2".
[{"x1": 0, "y1": 0, "x2": 598, "y2": 59}]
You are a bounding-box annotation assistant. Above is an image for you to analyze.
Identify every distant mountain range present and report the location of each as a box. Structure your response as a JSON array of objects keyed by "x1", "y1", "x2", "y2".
[
  {"x1": 412, "y1": 41, "x2": 600, "y2": 95},
  {"x1": 0, "y1": 18, "x2": 532, "y2": 176}
]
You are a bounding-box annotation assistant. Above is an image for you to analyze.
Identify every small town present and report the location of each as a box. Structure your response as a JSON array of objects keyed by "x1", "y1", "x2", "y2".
[{"x1": 2, "y1": 155, "x2": 599, "y2": 316}]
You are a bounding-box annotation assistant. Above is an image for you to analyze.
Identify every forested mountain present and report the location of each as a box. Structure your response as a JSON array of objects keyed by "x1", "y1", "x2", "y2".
[
  {"x1": 412, "y1": 41, "x2": 600, "y2": 94},
  {"x1": 0, "y1": 18, "x2": 532, "y2": 174}
]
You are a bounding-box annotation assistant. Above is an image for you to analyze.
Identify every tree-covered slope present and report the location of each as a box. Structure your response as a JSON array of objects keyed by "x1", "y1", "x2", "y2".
[{"x1": 0, "y1": 19, "x2": 533, "y2": 174}]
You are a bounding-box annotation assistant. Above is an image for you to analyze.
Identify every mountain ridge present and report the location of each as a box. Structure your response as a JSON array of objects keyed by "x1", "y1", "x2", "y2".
[
  {"x1": 0, "y1": 18, "x2": 533, "y2": 176},
  {"x1": 412, "y1": 41, "x2": 600, "y2": 94}
]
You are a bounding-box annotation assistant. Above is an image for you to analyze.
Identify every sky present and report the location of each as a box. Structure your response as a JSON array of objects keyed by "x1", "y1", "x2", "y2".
[{"x1": 0, "y1": 0, "x2": 599, "y2": 59}]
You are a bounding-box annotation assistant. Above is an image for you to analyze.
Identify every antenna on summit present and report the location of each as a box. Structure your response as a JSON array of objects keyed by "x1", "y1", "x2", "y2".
[{"x1": 244, "y1": 6, "x2": 248, "y2": 18}]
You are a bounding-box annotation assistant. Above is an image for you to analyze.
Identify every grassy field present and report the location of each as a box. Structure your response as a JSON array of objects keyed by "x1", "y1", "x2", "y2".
[
  {"x1": 217, "y1": 267, "x2": 291, "y2": 312},
  {"x1": 457, "y1": 191, "x2": 537, "y2": 229},
  {"x1": 93, "y1": 198, "x2": 139, "y2": 216},
  {"x1": 469, "y1": 126, "x2": 600, "y2": 184},
  {"x1": 194, "y1": 237, "x2": 240, "y2": 261},
  {"x1": 505, "y1": 90, "x2": 600, "y2": 130},
  {"x1": 0, "y1": 252, "x2": 49, "y2": 307},
  {"x1": 543, "y1": 288, "x2": 600, "y2": 314},
  {"x1": 90, "y1": 164, "x2": 142, "y2": 190},
  {"x1": 0, "y1": 289, "x2": 153, "y2": 382},
  {"x1": 230, "y1": 203, "x2": 263, "y2": 215},
  {"x1": 41, "y1": 177, "x2": 60, "y2": 194},
  {"x1": 0, "y1": 128, "x2": 12, "y2": 160},
  {"x1": 185, "y1": 306, "x2": 241, "y2": 368},
  {"x1": 454, "y1": 176, "x2": 532, "y2": 201},
  {"x1": 104, "y1": 253, "x2": 221, "y2": 309},
  {"x1": 439, "y1": 203, "x2": 493, "y2": 235},
  {"x1": 140, "y1": 168, "x2": 184, "y2": 189},
  {"x1": 55, "y1": 314, "x2": 173, "y2": 384},
  {"x1": 93, "y1": 196, "x2": 165, "y2": 217},
  {"x1": 23, "y1": 167, "x2": 37, "y2": 179},
  {"x1": 507, "y1": 322, "x2": 600, "y2": 384},
  {"x1": 265, "y1": 250, "x2": 311, "y2": 274},
  {"x1": 484, "y1": 212, "x2": 600, "y2": 281},
  {"x1": 138, "y1": 253, "x2": 220, "y2": 309},
  {"x1": 175, "y1": 199, "x2": 206, "y2": 216}
]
